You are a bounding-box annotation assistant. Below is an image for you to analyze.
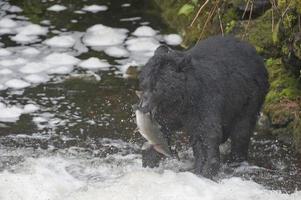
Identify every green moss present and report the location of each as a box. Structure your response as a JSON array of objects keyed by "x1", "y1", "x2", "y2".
[
  {"x1": 243, "y1": 10, "x2": 277, "y2": 55},
  {"x1": 225, "y1": 20, "x2": 237, "y2": 34},
  {"x1": 278, "y1": 0, "x2": 301, "y2": 14},
  {"x1": 281, "y1": 45, "x2": 290, "y2": 55},
  {"x1": 277, "y1": 0, "x2": 289, "y2": 10},
  {"x1": 297, "y1": 1, "x2": 301, "y2": 13},
  {"x1": 283, "y1": 13, "x2": 297, "y2": 29},
  {"x1": 222, "y1": 7, "x2": 239, "y2": 24},
  {"x1": 265, "y1": 58, "x2": 301, "y2": 103},
  {"x1": 230, "y1": 0, "x2": 248, "y2": 7}
]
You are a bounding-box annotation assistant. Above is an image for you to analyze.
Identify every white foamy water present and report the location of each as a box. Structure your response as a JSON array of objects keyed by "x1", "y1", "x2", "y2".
[
  {"x1": 11, "y1": 34, "x2": 38, "y2": 43},
  {"x1": 2, "y1": 4, "x2": 22, "y2": 13},
  {"x1": 164, "y1": 34, "x2": 183, "y2": 46},
  {"x1": 47, "y1": 66, "x2": 74, "y2": 75},
  {"x1": 126, "y1": 37, "x2": 160, "y2": 52},
  {"x1": 0, "y1": 48, "x2": 12, "y2": 56},
  {"x1": 82, "y1": 5, "x2": 108, "y2": 13},
  {"x1": 44, "y1": 53, "x2": 80, "y2": 66},
  {"x1": 104, "y1": 46, "x2": 129, "y2": 58},
  {"x1": 9, "y1": 24, "x2": 48, "y2": 44},
  {"x1": 5, "y1": 79, "x2": 30, "y2": 89},
  {"x1": 16, "y1": 24, "x2": 48, "y2": 36},
  {"x1": 21, "y1": 47, "x2": 40, "y2": 55},
  {"x1": 132, "y1": 26, "x2": 157, "y2": 37},
  {"x1": 44, "y1": 35, "x2": 76, "y2": 48},
  {"x1": 24, "y1": 74, "x2": 50, "y2": 83},
  {"x1": 0, "y1": 103, "x2": 23, "y2": 122},
  {"x1": 47, "y1": 5, "x2": 67, "y2": 12},
  {"x1": 0, "y1": 102, "x2": 39, "y2": 122},
  {"x1": 0, "y1": 68, "x2": 13, "y2": 75},
  {"x1": 0, "y1": 18, "x2": 17, "y2": 28},
  {"x1": 0, "y1": 140, "x2": 300, "y2": 200},
  {"x1": 19, "y1": 62, "x2": 50, "y2": 74},
  {"x1": 78, "y1": 57, "x2": 110, "y2": 70},
  {"x1": 68, "y1": 172, "x2": 300, "y2": 200},
  {"x1": 0, "y1": 57, "x2": 27, "y2": 67},
  {"x1": 83, "y1": 24, "x2": 128, "y2": 46}
]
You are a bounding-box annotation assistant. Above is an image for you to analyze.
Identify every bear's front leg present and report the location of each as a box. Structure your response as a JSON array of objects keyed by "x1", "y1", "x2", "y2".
[
  {"x1": 142, "y1": 145, "x2": 163, "y2": 168},
  {"x1": 189, "y1": 119, "x2": 222, "y2": 178}
]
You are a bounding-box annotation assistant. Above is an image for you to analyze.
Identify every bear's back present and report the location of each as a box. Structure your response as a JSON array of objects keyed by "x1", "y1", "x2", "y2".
[{"x1": 187, "y1": 36, "x2": 269, "y2": 95}]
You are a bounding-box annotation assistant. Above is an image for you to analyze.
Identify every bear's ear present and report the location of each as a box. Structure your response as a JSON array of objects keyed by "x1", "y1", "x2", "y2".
[
  {"x1": 176, "y1": 55, "x2": 192, "y2": 72},
  {"x1": 154, "y1": 45, "x2": 170, "y2": 55}
]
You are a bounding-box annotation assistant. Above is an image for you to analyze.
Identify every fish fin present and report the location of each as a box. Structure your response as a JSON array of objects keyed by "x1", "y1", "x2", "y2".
[
  {"x1": 142, "y1": 142, "x2": 152, "y2": 150},
  {"x1": 153, "y1": 144, "x2": 172, "y2": 157}
]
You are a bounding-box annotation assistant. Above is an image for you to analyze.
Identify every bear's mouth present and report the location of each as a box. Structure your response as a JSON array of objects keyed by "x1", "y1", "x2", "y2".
[{"x1": 136, "y1": 90, "x2": 159, "y2": 114}]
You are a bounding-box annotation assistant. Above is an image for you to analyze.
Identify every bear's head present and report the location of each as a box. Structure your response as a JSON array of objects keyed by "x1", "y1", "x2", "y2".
[{"x1": 138, "y1": 45, "x2": 192, "y2": 128}]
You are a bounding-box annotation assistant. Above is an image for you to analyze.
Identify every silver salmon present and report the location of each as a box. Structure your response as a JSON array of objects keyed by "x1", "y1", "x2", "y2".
[{"x1": 135, "y1": 109, "x2": 172, "y2": 157}]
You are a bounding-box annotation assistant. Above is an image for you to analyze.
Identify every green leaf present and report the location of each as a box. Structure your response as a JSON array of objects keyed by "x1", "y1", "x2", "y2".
[
  {"x1": 192, "y1": 0, "x2": 199, "y2": 5},
  {"x1": 178, "y1": 4, "x2": 195, "y2": 16}
]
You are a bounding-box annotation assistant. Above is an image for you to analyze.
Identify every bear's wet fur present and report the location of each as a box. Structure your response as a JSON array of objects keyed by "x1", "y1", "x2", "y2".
[{"x1": 138, "y1": 36, "x2": 269, "y2": 178}]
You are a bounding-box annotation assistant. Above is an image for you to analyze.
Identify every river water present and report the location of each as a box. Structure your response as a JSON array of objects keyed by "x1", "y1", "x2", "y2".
[{"x1": 0, "y1": 0, "x2": 300, "y2": 199}]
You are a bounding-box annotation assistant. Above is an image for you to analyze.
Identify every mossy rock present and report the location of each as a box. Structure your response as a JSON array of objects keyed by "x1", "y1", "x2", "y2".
[
  {"x1": 264, "y1": 97, "x2": 301, "y2": 152},
  {"x1": 240, "y1": 10, "x2": 279, "y2": 55},
  {"x1": 264, "y1": 58, "x2": 301, "y2": 152},
  {"x1": 265, "y1": 58, "x2": 301, "y2": 103}
]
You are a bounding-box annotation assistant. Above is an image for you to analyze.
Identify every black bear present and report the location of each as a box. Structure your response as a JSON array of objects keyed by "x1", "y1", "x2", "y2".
[{"x1": 137, "y1": 36, "x2": 269, "y2": 178}]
